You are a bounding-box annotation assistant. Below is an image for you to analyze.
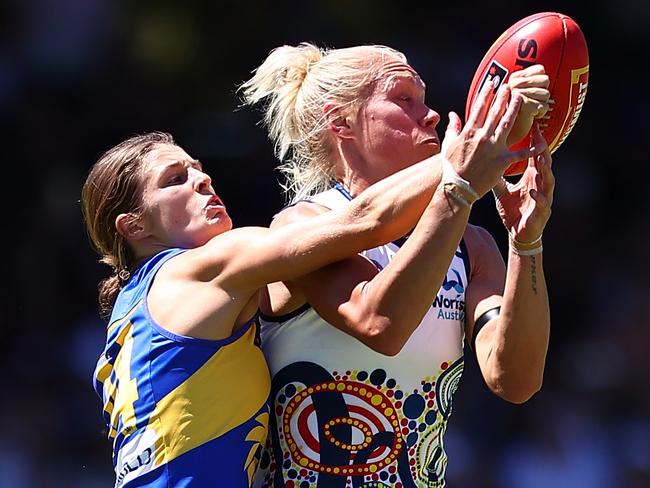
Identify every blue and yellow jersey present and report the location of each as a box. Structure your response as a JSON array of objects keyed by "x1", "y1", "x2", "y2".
[{"x1": 93, "y1": 248, "x2": 271, "y2": 487}]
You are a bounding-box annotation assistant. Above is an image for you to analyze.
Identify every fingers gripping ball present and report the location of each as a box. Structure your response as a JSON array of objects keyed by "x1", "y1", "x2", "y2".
[{"x1": 466, "y1": 12, "x2": 589, "y2": 175}]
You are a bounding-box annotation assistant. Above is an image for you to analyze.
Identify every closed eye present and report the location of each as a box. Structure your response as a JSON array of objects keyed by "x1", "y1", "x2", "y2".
[
  {"x1": 165, "y1": 171, "x2": 187, "y2": 186},
  {"x1": 394, "y1": 87, "x2": 425, "y2": 105}
]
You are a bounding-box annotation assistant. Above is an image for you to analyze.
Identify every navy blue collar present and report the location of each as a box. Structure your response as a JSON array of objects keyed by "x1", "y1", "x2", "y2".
[{"x1": 334, "y1": 182, "x2": 353, "y2": 201}]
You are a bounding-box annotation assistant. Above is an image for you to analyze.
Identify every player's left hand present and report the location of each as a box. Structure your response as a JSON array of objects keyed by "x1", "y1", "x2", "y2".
[{"x1": 493, "y1": 123, "x2": 555, "y2": 243}]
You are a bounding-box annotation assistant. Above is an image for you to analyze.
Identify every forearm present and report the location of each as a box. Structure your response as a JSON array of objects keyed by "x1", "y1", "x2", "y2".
[
  {"x1": 351, "y1": 186, "x2": 471, "y2": 354},
  {"x1": 283, "y1": 155, "x2": 445, "y2": 271},
  {"x1": 346, "y1": 155, "x2": 443, "y2": 246},
  {"x1": 482, "y1": 251, "x2": 550, "y2": 402},
  {"x1": 229, "y1": 156, "x2": 444, "y2": 289}
]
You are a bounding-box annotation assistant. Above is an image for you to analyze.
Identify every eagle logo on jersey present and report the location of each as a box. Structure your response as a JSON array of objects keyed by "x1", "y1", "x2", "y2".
[{"x1": 245, "y1": 408, "x2": 269, "y2": 486}]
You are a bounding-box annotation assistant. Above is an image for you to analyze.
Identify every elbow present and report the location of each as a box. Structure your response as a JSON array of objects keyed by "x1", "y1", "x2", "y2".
[
  {"x1": 360, "y1": 318, "x2": 408, "y2": 357},
  {"x1": 500, "y1": 383, "x2": 542, "y2": 404},
  {"x1": 370, "y1": 341, "x2": 403, "y2": 357},
  {"x1": 488, "y1": 373, "x2": 544, "y2": 404}
]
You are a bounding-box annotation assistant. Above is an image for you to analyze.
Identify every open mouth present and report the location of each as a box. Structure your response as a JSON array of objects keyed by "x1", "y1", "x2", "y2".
[
  {"x1": 205, "y1": 195, "x2": 225, "y2": 215},
  {"x1": 206, "y1": 195, "x2": 223, "y2": 207}
]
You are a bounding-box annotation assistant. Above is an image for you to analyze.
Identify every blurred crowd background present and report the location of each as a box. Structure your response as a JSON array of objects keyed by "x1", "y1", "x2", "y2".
[{"x1": 2, "y1": 0, "x2": 649, "y2": 486}]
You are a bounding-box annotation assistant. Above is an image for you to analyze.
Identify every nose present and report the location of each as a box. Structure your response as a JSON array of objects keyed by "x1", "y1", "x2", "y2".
[
  {"x1": 420, "y1": 106, "x2": 440, "y2": 128},
  {"x1": 193, "y1": 169, "x2": 213, "y2": 193}
]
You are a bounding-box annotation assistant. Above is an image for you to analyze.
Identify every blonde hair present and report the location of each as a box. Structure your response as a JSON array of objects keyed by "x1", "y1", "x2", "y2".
[{"x1": 240, "y1": 43, "x2": 408, "y2": 202}]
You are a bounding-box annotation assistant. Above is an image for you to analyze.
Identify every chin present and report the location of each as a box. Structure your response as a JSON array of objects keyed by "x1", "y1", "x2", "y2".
[
  {"x1": 211, "y1": 216, "x2": 233, "y2": 234},
  {"x1": 192, "y1": 219, "x2": 231, "y2": 246},
  {"x1": 423, "y1": 144, "x2": 441, "y2": 158}
]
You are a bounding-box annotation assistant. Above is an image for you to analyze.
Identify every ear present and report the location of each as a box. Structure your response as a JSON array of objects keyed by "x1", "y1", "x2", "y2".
[
  {"x1": 115, "y1": 213, "x2": 150, "y2": 241},
  {"x1": 324, "y1": 103, "x2": 355, "y2": 140}
]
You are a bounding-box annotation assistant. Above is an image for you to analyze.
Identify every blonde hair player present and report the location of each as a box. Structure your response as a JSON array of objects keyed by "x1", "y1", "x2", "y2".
[
  {"x1": 242, "y1": 43, "x2": 553, "y2": 487},
  {"x1": 82, "y1": 78, "x2": 532, "y2": 488}
]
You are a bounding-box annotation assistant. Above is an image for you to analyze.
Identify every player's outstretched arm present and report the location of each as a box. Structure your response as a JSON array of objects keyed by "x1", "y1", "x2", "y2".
[{"x1": 467, "y1": 124, "x2": 554, "y2": 403}]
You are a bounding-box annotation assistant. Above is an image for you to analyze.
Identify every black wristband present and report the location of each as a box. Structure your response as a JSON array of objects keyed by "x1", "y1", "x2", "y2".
[{"x1": 471, "y1": 306, "x2": 501, "y2": 350}]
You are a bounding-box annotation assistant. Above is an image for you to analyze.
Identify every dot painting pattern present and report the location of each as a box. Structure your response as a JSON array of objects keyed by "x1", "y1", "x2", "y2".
[{"x1": 261, "y1": 358, "x2": 464, "y2": 487}]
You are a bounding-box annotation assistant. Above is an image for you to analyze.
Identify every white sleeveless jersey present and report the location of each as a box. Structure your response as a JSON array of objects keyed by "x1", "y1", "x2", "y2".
[{"x1": 254, "y1": 185, "x2": 469, "y2": 488}]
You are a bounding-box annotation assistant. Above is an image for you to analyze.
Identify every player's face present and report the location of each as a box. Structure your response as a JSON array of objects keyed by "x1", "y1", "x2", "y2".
[
  {"x1": 352, "y1": 61, "x2": 441, "y2": 182},
  {"x1": 139, "y1": 144, "x2": 232, "y2": 249}
]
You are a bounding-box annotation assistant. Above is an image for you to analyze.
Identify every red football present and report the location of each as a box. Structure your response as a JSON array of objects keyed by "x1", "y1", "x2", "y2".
[{"x1": 465, "y1": 12, "x2": 589, "y2": 175}]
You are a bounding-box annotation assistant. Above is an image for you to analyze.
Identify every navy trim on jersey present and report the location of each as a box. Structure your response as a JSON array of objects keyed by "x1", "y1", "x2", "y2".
[
  {"x1": 391, "y1": 235, "x2": 409, "y2": 248},
  {"x1": 258, "y1": 302, "x2": 312, "y2": 324},
  {"x1": 458, "y1": 238, "x2": 471, "y2": 280},
  {"x1": 334, "y1": 182, "x2": 353, "y2": 200},
  {"x1": 458, "y1": 238, "x2": 472, "y2": 349}
]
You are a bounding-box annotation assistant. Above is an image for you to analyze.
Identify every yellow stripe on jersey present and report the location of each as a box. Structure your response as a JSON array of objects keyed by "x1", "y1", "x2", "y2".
[
  {"x1": 98, "y1": 303, "x2": 143, "y2": 441},
  {"x1": 147, "y1": 324, "x2": 270, "y2": 467},
  {"x1": 95, "y1": 360, "x2": 113, "y2": 384},
  {"x1": 103, "y1": 320, "x2": 140, "y2": 440}
]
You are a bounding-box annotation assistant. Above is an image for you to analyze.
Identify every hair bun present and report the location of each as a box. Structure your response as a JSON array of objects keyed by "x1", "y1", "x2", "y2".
[{"x1": 277, "y1": 43, "x2": 322, "y2": 86}]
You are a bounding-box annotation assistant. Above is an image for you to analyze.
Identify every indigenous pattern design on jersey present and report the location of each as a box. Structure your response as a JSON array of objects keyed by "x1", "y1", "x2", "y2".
[
  {"x1": 253, "y1": 185, "x2": 469, "y2": 488},
  {"x1": 93, "y1": 248, "x2": 270, "y2": 487}
]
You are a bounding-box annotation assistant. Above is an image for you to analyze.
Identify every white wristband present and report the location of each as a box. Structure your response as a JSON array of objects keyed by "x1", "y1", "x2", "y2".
[
  {"x1": 443, "y1": 183, "x2": 472, "y2": 208},
  {"x1": 441, "y1": 158, "x2": 480, "y2": 203},
  {"x1": 509, "y1": 237, "x2": 543, "y2": 256},
  {"x1": 509, "y1": 233, "x2": 542, "y2": 247}
]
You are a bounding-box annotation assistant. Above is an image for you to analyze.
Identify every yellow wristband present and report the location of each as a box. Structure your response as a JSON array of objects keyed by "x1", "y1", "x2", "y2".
[{"x1": 509, "y1": 236, "x2": 543, "y2": 256}]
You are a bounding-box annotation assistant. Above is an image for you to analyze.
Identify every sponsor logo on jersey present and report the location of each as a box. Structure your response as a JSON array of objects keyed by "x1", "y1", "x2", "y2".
[
  {"x1": 114, "y1": 430, "x2": 157, "y2": 488},
  {"x1": 433, "y1": 269, "x2": 465, "y2": 321},
  {"x1": 116, "y1": 447, "x2": 152, "y2": 487}
]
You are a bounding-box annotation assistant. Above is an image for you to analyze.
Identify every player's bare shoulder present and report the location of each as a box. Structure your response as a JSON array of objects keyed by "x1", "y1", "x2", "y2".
[
  {"x1": 464, "y1": 223, "x2": 499, "y2": 249},
  {"x1": 463, "y1": 223, "x2": 505, "y2": 278},
  {"x1": 270, "y1": 200, "x2": 332, "y2": 228},
  {"x1": 161, "y1": 226, "x2": 269, "y2": 283}
]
